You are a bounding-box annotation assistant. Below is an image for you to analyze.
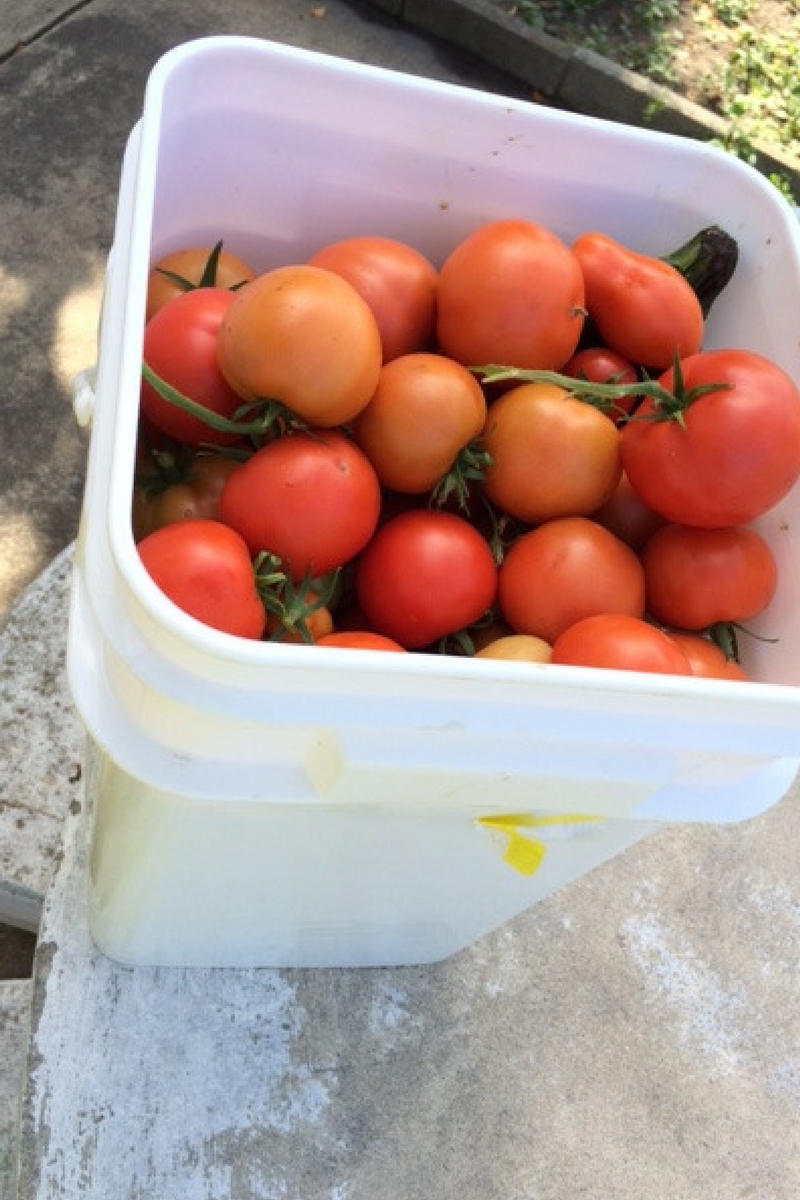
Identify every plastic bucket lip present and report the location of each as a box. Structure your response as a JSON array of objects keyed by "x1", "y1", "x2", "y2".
[{"x1": 92, "y1": 34, "x2": 800, "y2": 712}]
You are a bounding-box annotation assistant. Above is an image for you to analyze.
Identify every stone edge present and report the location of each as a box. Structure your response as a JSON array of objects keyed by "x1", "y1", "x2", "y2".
[{"x1": 365, "y1": 0, "x2": 800, "y2": 191}]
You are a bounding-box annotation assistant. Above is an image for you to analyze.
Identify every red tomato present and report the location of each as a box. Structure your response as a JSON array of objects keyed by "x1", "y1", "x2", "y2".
[
  {"x1": 145, "y1": 244, "x2": 256, "y2": 321},
  {"x1": 216, "y1": 264, "x2": 383, "y2": 426},
  {"x1": 436, "y1": 219, "x2": 585, "y2": 370},
  {"x1": 137, "y1": 519, "x2": 265, "y2": 639},
  {"x1": 641, "y1": 523, "x2": 778, "y2": 630},
  {"x1": 219, "y1": 430, "x2": 381, "y2": 580},
  {"x1": 307, "y1": 235, "x2": 438, "y2": 362},
  {"x1": 572, "y1": 231, "x2": 704, "y2": 369},
  {"x1": 667, "y1": 632, "x2": 748, "y2": 681},
  {"x1": 497, "y1": 517, "x2": 645, "y2": 644},
  {"x1": 591, "y1": 471, "x2": 666, "y2": 551},
  {"x1": 355, "y1": 510, "x2": 498, "y2": 648},
  {"x1": 350, "y1": 352, "x2": 487, "y2": 494},
  {"x1": 562, "y1": 345, "x2": 639, "y2": 420},
  {"x1": 621, "y1": 349, "x2": 800, "y2": 527},
  {"x1": 316, "y1": 631, "x2": 407, "y2": 652},
  {"x1": 551, "y1": 614, "x2": 693, "y2": 675},
  {"x1": 481, "y1": 382, "x2": 621, "y2": 522},
  {"x1": 140, "y1": 288, "x2": 244, "y2": 447}
]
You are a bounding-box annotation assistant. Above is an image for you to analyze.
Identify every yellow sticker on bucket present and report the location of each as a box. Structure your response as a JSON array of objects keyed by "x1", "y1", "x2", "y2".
[{"x1": 477, "y1": 813, "x2": 603, "y2": 876}]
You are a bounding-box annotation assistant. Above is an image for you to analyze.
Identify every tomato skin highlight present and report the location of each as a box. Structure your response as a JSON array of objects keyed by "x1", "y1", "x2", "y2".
[
  {"x1": 137, "y1": 519, "x2": 266, "y2": 640},
  {"x1": 436, "y1": 219, "x2": 585, "y2": 370},
  {"x1": 481, "y1": 382, "x2": 621, "y2": 523},
  {"x1": 497, "y1": 517, "x2": 646, "y2": 644},
  {"x1": 307, "y1": 235, "x2": 438, "y2": 362},
  {"x1": 355, "y1": 510, "x2": 498, "y2": 649},
  {"x1": 216, "y1": 264, "x2": 383, "y2": 426},
  {"x1": 572, "y1": 231, "x2": 704, "y2": 369},
  {"x1": 140, "y1": 288, "x2": 244, "y2": 447},
  {"x1": 621, "y1": 349, "x2": 800, "y2": 528},
  {"x1": 552, "y1": 614, "x2": 694, "y2": 675},
  {"x1": 219, "y1": 430, "x2": 382, "y2": 581},
  {"x1": 641, "y1": 523, "x2": 778, "y2": 630}
]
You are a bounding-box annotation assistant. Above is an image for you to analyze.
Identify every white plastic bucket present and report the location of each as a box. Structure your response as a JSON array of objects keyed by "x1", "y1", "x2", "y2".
[{"x1": 69, "y1": 36, "x2": 800, "y2": 968}]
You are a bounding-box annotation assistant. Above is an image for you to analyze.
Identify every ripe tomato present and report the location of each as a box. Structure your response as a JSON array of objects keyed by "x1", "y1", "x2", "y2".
[
  {"x1": 666, "y1": 632, "x2": 748, "y2": 681},
  {"x1": 497, "y1": 517, "x2": 645, "y2": 644},
  {"x1": 137, "y1": 519, "x2": 266, "y2": 640},
  {"x1": 481, "y1": 382, "x2": 621, "y2": 523},
  {"x1": 474, "y1": 634, "x2": 552, "y2": 663},
  {"x1": 219, "y1": 429, "x2": 381, "y2": 580},
  {"x1": 641, "y1": 523, "x2": 778, "y2": 630},
  {"x1": 307, "y1": 235, "x2": 438, "y2": 362},
  {"x1": 145, "y1": 244, "x2": 256, "y2": 321},
  {"x1": 551, "y1": 614, "x2": 693, "y2": 676},
  {"x1": 571, "y1": 231, "x2": 704, "y2": 369},
  {"x1": 350, "y1": 352, "x2": 487, "y2": 494},
  {"x1": 562, "y1": 345, "x2": 639, "y2": 420},
  {"x1": 436, "y1": 219, "x2": 585, "y2": 370},
  {"x1": 591, "y1": 471, "x2": 666, "y2": 551},
  {"x1": 216, "y1": 264, "x2": 383, "y2": 426},
  {"x1": 355, "y1": 510, "x2": 497, "y2": 648},
  {"x1": 621, "y1": 349, "x2": 800, "y2": 528},
  {"x1": 316, "y1": 631, "x2": 407, "y2": 652},
  {"x1": 265, "y1": 595, "x2": 334, "y2": 644},
  {"x1": 132, "y1": 450, "x2": 242, "y2": 542},
  {"x1": 140, "y1": 288, "x2": 245, "y2": 447}
]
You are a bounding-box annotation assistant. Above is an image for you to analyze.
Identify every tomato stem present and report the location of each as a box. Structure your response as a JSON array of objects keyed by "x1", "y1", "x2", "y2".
[
  {"x1": 141, "y1": 362, "x2": 302, "y2": 439},
  {"x1": 153, "y1": 240, "x2": 250, "y2": 294},
  {"x1": 252, "y1": 554, "x2": 339, "y2": 644},
  {"x1": 430, "y1": 438, "x2": 493, "y2": 511},
  {"x1": 471, "y1": 359, "x2": 732, "y2": 421}
]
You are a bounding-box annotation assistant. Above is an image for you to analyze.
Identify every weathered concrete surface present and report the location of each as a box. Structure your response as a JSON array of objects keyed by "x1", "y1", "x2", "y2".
[
  {"x1": 0, "y1": 0, "x2": 529, "y2": 628},
  {"x1": 15, "y1": 764, "x2": 800, "y2": 1200},
  {"x1": 0, "y1": 546, "x2": 83, "y2": 931},
  {"x1": 4, "y1": 3, "x2": 800, "y2": 1198},
  {"x1": 0, "y1": 981, "x2": 31, "y2": 1200}
]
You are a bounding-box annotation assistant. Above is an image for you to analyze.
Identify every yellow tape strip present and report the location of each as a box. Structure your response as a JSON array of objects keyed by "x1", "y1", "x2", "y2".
[{"x1": 477, "y1": 813, "x2": 603, "y2": 876}]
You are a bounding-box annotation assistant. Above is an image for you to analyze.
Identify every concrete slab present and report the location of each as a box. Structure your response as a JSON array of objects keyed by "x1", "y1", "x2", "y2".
[
  {"x1": 0, "y1": 980, "x2": 31, "y2": 1200},
  {"x1": 15, "y1": 754, "x2": 800, "y2": 1199},
  {"x1": 0, "y1": 546, "x2": 82, "y2": 930}
]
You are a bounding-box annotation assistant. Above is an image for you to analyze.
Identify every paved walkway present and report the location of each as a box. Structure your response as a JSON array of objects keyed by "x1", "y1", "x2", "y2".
[{"x1": 3, "y1": 2, "x2": 800, "y2": 1197}]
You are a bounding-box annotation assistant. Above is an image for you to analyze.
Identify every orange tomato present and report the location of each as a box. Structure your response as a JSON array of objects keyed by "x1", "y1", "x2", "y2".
[
  {"x1": 481, "y1": 382, "x2": 621, "y2": 523},
  {"x1": 497, "y1": 517, "x2": 645, "y2": 644},
  {"x1": 666, "y1": 632, "x2": 748, "y2": 681},
  {"x1": 146, "y1": 244, "x2": 256, "y2": 321},
  {"x1": 216, "y1": 265, "x2": 383, "y2": 426},
  {"x1": 436, "y1": 219, "x2": 585, "y2": 370},
  {"x1": 351, "y1": 352, "x2": 487, "y2": 494}
]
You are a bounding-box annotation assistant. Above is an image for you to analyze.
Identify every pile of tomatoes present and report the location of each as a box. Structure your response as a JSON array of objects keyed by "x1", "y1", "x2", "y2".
[{"x1": 133, "y1": 219, "x2": 800, "y2": 681}]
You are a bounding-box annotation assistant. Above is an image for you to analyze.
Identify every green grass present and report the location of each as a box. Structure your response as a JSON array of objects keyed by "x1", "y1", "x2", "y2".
[{"x1": 506, "y1": 0, "x2": 800, "y2": 200}]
